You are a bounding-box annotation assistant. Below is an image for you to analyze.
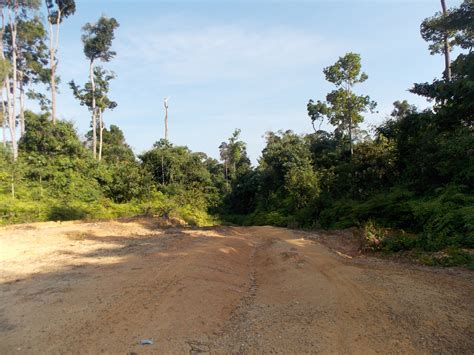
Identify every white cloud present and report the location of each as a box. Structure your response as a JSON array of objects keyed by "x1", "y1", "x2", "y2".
[{"x1": 115, "y1": 25, "x2": 343, "y2": 85}]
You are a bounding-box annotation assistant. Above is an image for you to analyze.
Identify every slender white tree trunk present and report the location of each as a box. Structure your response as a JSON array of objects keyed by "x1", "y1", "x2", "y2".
[
  {"x1": 48, "y1": 21, "x2": 56, "y2": 123},
  {"x1": 1, "y1": 91, "x2": 6, "y2": 147},
  {"x1": 346, "y1": 83, "x2": 353, "y2": 157},
  {"x1": 19, "y1": 73, "x2": 24, "y2": 136},
  {"x1": 8, "y1": 4, "x2": 17, "y2": 160},
  {"x1": 164, "y1": 102, "x2": 168, "y2": 140},
  {"x1": 440, "y1": 0, "x2": 451, "y2": 81},
  {"x1": 7, "y1": 80, "x2": 16, "y2": 160},
  {"x1": 47, "y1": 7, "x2": 61, "y2": 124},
  {"x1": 90, "y1": 60, "x2": 97, "y2": 159},
  {"x1": 0, "y1": 10, "x2": 6, "y2": 148},
  {"x1": 98, "y1": 109, "x2": 104, "y2": 161}
]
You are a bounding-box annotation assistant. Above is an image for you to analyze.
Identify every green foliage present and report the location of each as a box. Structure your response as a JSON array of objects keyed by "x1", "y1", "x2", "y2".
[
  {"x1": 70, "y1": 67, "x2": 117, "y2": 114},
  {"x1": 101, "y1": 125, "x2": 135, "y2": 163},
  {"x1": 2, "y1": 0, "x2": 473, "y2": 271},
  {"x1": 82, "y1": 16, "x2": 120, "y2": 63},
  {"x1": 20, "y1": 111, "x2": 86, "y2": 156},
  {"x1": 419, "y1": 248, "x2": 473, "y2": 268},
  {"x1": 46, "y1": 0, "x2": 76, "y2": 24},
  {"x1": 307, "y1": 53, "x2": 376, "y2": 154},
  {"x1": 1, "y1": 112, "x2": 218, "y2": 226},
  {"x1": 360, "y1": 220, "x2": 386, "y2": 251},
  {"x1": 420, "y1": 0, "x2": 473, "y2": 55}
]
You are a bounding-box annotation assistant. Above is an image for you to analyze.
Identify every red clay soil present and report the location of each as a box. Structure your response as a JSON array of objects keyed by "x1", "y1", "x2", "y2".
[{"x1": 0, "y1": 218, "x2": 472, "y2": 353}]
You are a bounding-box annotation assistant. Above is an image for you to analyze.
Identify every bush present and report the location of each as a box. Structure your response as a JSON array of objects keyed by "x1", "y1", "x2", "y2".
[
  {"x1": 360, "y1": 220, "x2": 385, "y2": 251},
  {"x1": 419, "y1": 248, "x2": 474, "y2": 268},
  {"x1": 381, "y1": 233, "x2": 418, "y2": 252},
  {"x1": 49, "y1": 205, "x2": 88, "y2": 221}
]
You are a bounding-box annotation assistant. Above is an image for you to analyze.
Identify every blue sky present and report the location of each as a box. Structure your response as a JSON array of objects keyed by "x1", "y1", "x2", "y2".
[{"x1": 45, "y1": 0, "x2": 461, "y2": 163}]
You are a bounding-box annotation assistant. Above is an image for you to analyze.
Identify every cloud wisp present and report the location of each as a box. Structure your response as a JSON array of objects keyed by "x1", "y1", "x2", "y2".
[{"x1": 115, "y1": 24, "x2": 343, "y2": 85}]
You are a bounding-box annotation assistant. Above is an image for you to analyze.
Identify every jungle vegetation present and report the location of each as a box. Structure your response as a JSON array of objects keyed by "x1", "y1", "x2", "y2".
[{"x1": 0, "y1": 1, "x2": 472, "y2": 266}]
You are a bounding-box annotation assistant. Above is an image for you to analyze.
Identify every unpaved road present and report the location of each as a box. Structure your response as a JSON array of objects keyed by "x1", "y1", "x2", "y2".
[{"x1": 0, "y1": 218, "x2": 473, "y2": 354}]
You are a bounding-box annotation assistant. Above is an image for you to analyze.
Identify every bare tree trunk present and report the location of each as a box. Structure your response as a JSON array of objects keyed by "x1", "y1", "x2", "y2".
[
  {"x1": 441, "y1": 0, "x2": 452, "y2": 81},
  {"x1": 5, "y1": 77, "x2": 15, "y2": 159},
  {"x1": 90, "y1": 60, "x2": 97, "y2": 159},
  {"x1": 8, "y1": 3, "x2": 17, "y2": 160},
  {"x1": 348, "y1": 117, "x2": 353, "y2": 156},
  {"x1": 0, "y1": 10, "x2": 5, "y2": 148},
  {"x1": 46, "y1": 6, "x2": 61, "y2": 124},
  {"x1": 19, "y1": 74, "x2": 24, "y2": 135},
  {"x1": 1, "y1": 94, "x2": 6, "y2": 147},
  {"x1": 0, "y1": 7, "x2": 15, "y2": 156},
  {"x1": 98, "y1": 109, "x2": 104, "y2": 161},
  {"x1": 346, "y1": 84, "x2": 353, "y2": 157},
  {"x1": 11, "y1": 171, "x2": 15, "y2": 198},
  {"x1": 1, "y1": 80, "x2": 6, "y2": 148},
  {"x1": 48, "y1": 20, "x2": 56, "y2": 123},
  {"x1": 161, "y1": 154, "x2": 165, "y2": 184},
  {"x1": 164, "y1": 101, "x2": 168, "y2": 140}
]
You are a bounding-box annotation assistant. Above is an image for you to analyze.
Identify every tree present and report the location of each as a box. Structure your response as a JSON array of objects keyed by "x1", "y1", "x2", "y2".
[
  {"x1": 80, "y1": 15, "x2": 119, "y2": 159},
  {"x1": 45, "y1": 0, "x2": 75, "y2": 124},
  {"x1": 1, "y1": 0, "x2": 41, "y2": 160},
  {"x1": 69, "y1": 66, "x2": 117, "y2": 161},
  {"x1": 97, "y1": 124, "x2": 134, "y2": 163},
  {"x1": 390, "y1": 100, "x2": 418, "y2": 120},
  {"x1": 308, "y1": 53, "x2": 376, "y2": 156},
  {"x1": 413, "y1": 0, "x2": 474, "y2": 129},
  {"x1": 420, "y1": 0, "x2": 473, "y2": 81},
  {"x1": 140, "y1": 140, "x2": 214, "y2": 193},
  {"x1": 0, "y1": 58, "x2": 10, "y2": 148},
  {"x1": 4, "y1": 16, "x2": 49, "y2": 135},
  {"x1": 219, "y1": 129, "x2": 250, "y2": 184}
]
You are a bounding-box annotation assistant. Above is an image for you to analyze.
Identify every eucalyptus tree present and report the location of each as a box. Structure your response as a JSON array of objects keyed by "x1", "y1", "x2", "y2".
[
  {"x1": 45, "y1": 0, "x2": 75, "y2": 124},
  {"x1": 307, "y1": 53, "x2": 376, "y2": 157},
  {"x1": 80, "y1": 15, "x2": 119, "y2": 159},
  {"x1": 69, "y1": 66, "x2": 117, "y2": 161}
]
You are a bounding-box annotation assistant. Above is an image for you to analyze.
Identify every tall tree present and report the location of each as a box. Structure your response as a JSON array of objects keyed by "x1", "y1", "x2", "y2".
[
  {"x1": 307, "y1": 53, "x2": 376, "y2": 156},
  {"x1": 0, "y1": 5, "x2": 10, "y2": 148},
  {"x1": 420, "y1": 0, "x2": 473, "y2": 80},
  {"x1": 440, "y1": 0, "x2": 452, "y2": 81},
  {"x1": 219, "y1": 129, "x2": 250, "y2": 184},
  {"x1": 80, "y1": 15, "x2": 119, "y2": 159},
  {"x1": 4, "y1": 16, "x2": 49, "y2": 135},
  {"x1": 1, "y1": 0, "x2": 41, "y2": 160},
  {"x1": 0, "y1": 58, "x2": 9, "y2": 148},
  {"x1": 45, "y1": 0, "x2": 75, "y2": 124},
  {"x1": 69, "y1": 66, "x2": 117, "y2": 161}
]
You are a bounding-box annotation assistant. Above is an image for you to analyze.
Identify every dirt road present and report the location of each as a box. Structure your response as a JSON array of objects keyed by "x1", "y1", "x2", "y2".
[{"x1": 1, "y1": 218, "x2": 473, "y2": 353}]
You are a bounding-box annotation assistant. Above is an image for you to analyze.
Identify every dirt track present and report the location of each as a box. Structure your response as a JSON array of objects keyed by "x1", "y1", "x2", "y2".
[{"x1": 0, "y1": 218, "x2": 473, "y2": 354}]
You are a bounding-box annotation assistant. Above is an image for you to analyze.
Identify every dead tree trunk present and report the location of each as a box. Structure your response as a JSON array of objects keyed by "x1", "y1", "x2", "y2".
[{"x1": 164, "y1": 99, "x2": 169, "y2": 140}]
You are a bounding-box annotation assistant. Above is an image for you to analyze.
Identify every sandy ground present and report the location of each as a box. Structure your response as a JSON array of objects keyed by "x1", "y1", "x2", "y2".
[{"x1": 0, "y1": 218, "x2": 473, "y2": 354}]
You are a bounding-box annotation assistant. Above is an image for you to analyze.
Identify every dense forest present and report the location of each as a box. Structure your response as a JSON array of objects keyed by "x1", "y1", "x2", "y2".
[{"x1": 0, "y1": 1, "x2": 472, "y2": 267}]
